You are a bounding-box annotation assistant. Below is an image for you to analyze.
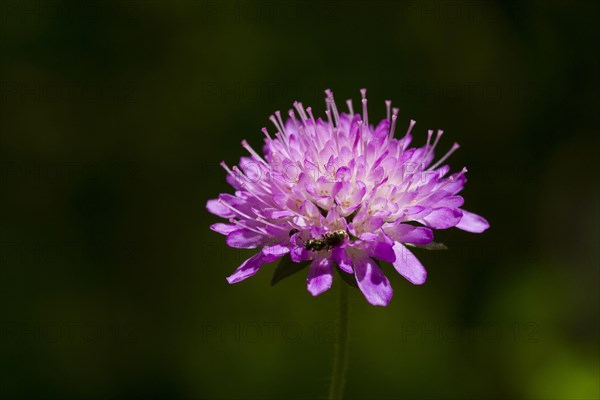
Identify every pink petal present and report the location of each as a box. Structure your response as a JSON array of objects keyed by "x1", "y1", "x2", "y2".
[
  {"x1": 354, "y1": 257, "x2": 393, "y2": 306},
  {"x1": 364, "y1": 240, "x2": 396, "y2": 263},
  {"x1": 392, "y1": 242, "x2": 427, "y2": 285},
  {"x1": 421, "y1": 207, "x2": 463, "y2": 229},
  {"x1": 226, "y1": 245, "x2": 289, "y2": 284},
  {"x1": 332, "y1": 247, "x2": 354, "y2": 273},
  {"x1": 455, "y1": 209, "x2": 490, "y2": 233},
  {"x1": 206, "y1": 199, "x2": 235, "y2": 218},
  {"x1": 210, "y1": 223, "x2": 237, "y2": 235},
  {"x1": 307, "y1": 256, "x2": 334, "y2": 296},
  {"x1": 436, "y1": 195, "x2": 464, "y2": 208},
  {"x1": 384, "y1": 222, "x2": 433, "y2": 245},
  {"x1": 226, "y1": 229, "x2": 266, "y2": 249}
]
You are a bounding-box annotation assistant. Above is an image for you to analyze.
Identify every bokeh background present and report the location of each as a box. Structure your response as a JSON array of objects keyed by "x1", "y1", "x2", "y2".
[{"x1": 1, "y1": 0, "x2": 599, "y2": 399}]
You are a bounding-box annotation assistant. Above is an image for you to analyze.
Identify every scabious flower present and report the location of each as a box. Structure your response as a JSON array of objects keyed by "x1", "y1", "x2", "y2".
[{"x1": 207, "y1": 89, "x2": 489, "y2": 306}]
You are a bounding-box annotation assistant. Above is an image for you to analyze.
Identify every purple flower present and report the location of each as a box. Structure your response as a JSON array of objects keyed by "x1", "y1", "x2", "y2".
[{"x1": 207, "y1": 89, "x2": 489, "y2": 306}]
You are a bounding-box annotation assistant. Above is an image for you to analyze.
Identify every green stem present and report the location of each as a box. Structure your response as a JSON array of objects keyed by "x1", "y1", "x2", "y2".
[{"x1": 328, "y1": 283, "x2": 349, "y2": 400}]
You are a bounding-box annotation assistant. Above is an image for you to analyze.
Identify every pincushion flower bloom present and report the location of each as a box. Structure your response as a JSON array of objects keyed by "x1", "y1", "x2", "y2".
[{"x1": 207, "y1": 89, "x2": 489, "y2": 306}]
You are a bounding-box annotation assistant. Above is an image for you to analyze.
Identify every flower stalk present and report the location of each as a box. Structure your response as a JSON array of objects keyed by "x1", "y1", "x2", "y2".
[{"x1": 329, "y1": 283, "x2": 349, "y2": 400}]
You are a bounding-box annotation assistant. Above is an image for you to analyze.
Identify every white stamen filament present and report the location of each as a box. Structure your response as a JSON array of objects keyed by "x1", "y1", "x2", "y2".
[
  {"x1": 241, "y1": 140, "x2": 269, "y2": 167},
  {"x1": 325, "y1": 89, "x2": 341, "y2": 127},
  {"x1": 325, "y1": 109, "x2": 334, "y2": 131},
  {"x1": 433, "y1": 167, "x2": 468, "y2": 194},
  {"x1": 275, "y1": 110, "x2": 286, "y2": 136},
  {"x1": 231, "y1": 219, "x2": 265, "y2": 235},
  {"x1": 419, "y1": 130, "x2": 434, "y2": 165},
  {"x1": 360, "y1": 88, "x2": 368, "y2": 127},
  {"x1": 270, "y1": 114, "x2": 288, "y2": 150},
  {"x1": 405, "y1": 119, "x2": 416, "y2": 138},
  {"x1": 306, "y1": 107, "x2": 323, "y2": 149},
  {"x1": 346, "y1": 99, "x2": 354, "y2": 116},
  {"x1": 218, "y1": 197, "x2": 254, "y2": 221},
  {"x1": 256, "y1": 217, "x2": 288, "y2": 231},
  {"x1": 425, "y1": 129, "x2": 433, "y2": 149},
  {"x1": 288, "y1": 109, "x2": 302, "y2": 135},
  {"x1": 261, "y1": 127, "x2": 273, "y2": 141},
  {"x1": 397, "y1": 119, "x2": 415, "y2": 159},
  {"x1": 294, "y1": 101, "x2": 308, "y2": 121},
  {"x1": 232, "y1": 165, "x2": 271, "y2": 194},
  {"x1": 388, "y1": 108, "x2": 399, "y2": 141},
  {"x1": 385, "y1": 100, "x2": 392, "y2": 121},
  {"x1": 429, "y1": 143, "x2": 460, "y2": 170},
  {"x1": 423, "y1": 129, "x2": 444, "y2": 163}
]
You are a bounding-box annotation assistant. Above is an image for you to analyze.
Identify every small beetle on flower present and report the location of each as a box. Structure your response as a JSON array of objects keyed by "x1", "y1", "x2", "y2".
[{"x1": 207, "y1": 89, "x2": 489, "y2": 306}]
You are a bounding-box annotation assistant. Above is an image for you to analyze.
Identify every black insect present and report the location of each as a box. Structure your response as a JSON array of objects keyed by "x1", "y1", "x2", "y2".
[{"x1": 304, "y1": 230, "x2": 348, "y2": 252}]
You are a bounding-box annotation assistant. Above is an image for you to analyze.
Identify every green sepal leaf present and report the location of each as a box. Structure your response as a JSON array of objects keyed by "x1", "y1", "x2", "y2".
[
  {"x1": 346, "y1": 207, "x2": 361, "y2": 223},
  {"x1": 407, "y1": 241, "x2": 448, "y2": 251},
  {"x1": 271, "y1": 254, "x2": 309, "y2": 286},
  {"x1": 316, "y1": 204, "x2": 328, "y2": 218},
  {"x1": 335, "y1": 265, "x2": 358, "y2": 288}
]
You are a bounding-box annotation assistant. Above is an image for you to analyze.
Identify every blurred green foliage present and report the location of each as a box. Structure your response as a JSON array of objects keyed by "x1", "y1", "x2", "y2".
[{"x1": 1, "y1": 0, "x2": 598, "y2": 399}]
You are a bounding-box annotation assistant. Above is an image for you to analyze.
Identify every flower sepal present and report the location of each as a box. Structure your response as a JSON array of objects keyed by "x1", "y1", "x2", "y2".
[
  {"x1": 405, "y1": 241, "x2": 449, "y2": 251},
  {"x1": 271, "y1": 254, "x2": 310, "y2": 287},
  {"x1": 336, "y1": 264, "x2": 359, "y2": 288}
]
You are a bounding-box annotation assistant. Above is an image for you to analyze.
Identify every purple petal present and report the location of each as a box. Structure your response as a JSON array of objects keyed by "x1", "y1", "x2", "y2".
[
  {"x1": 364, "y1": 240, "x2": 396, "y2": 263},
  {"x1": 226, "y1": 229, "x2": 266, "y2": 249},
  {"x1": 225, "y1": 174, "x2": 245, "y2": 190},
  {"x1": 226, "y1": 253, "x2": 264, "y2": 284},
  {"x1": 363, "y1": 216, "x2": 385, "y2": 232},
  {"x1": 226, "y1": 245, "x2": 290, "y2": 284},
  {"x1": 335, "y1": 181, "x2": 366, "y2": 215},
  {"x1": 434, "y1": 165, "x2": 451, "y2": 178},
  {"x1": 392, "y1": 242, "x2": 427, "y2": 285},
  {"x1": 354, "y1": 257, "x2": 393, "y2": 306},
  {"x1": 455, "y1": 209, "x2": 490, "y2": 233},
  {"x1": 219, "y1": 193, "x2": 251, "y2": 210},
  {"x1": 384, "y1": 222, "x2": 433, "y2": 245},
  {"x1": 373, "y1": 119, "x2": 390, "y2": 140},
  {"x1": 304, "y1": 181, "x2": 318, "y2": 197},
  {"x1": 421, "y1": 207, "x2": 463, "y2": 229},
  {"x1": 350, "y1": 181, "x2": 367, "y2": 202},
  {"x1": 290, "y1": 245, "x2": 311, "y2": 263},
  {"x1": 299, "y1": 200, "x2": 322, "y2": 220},
  {"x1": 445, "y1": 174, "x2": 467, "y2": 195},
  {"x1": 437, "y1": 195, "x2": 464, "y2": 208},
  {"x1": 402, "y1": 205, "x2": 430, "y2": 220},
  {"x1": 272, "y1": 194, "x2": 288, "y2": 209},
  {"x1": 335, "y1": 166, "x2": 352, "y2": 181},
  {"x1": 332, "y1": 247, "x2": 354, "y2": 273},
  {"x1": 263, "y1": 209, "x2": 294, "y2": 219},
  {"x1": 206, "y1": 199, "x2": 235, "y2": 218},
  {"x1": 261, "y1": 244, "x2": 290, "y2": 258},
  {"x1": 210, "y1": 223, "x2": 237, "y2": 235},
  {"x1": 368, "y1": 197, "x2": 391, "y2": 217},
  {"x1": 307, "y1": 256, "x2": 334, "y2": 296},
  {"x1": 367, "y1": 167, "x2": 385, "y2": 185}
]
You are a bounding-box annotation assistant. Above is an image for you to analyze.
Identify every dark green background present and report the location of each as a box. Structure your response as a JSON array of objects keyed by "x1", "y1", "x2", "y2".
[{"x1": 1, "y1": 1, "x2": 598, "y2": 399}]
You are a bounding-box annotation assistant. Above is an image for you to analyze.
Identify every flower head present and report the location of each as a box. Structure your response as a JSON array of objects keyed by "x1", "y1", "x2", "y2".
[{"x1": 207, "y1": 89, "x2": 489, "y2": 306}]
